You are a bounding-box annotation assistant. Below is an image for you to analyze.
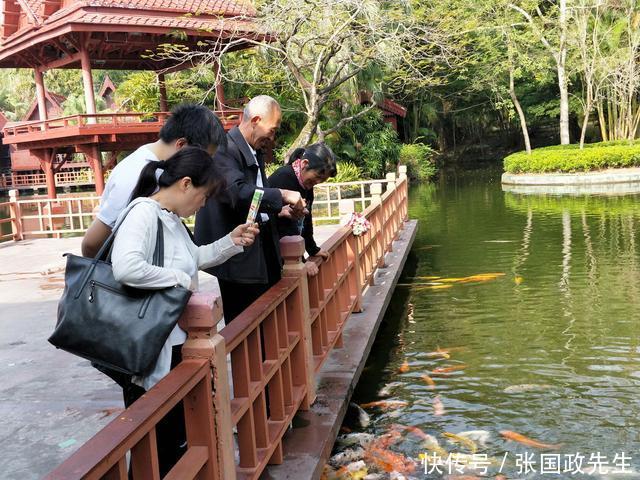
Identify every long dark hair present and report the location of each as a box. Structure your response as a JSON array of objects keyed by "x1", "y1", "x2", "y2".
[
  {"x1": 288, "y1": 142, "x2": 337, "y2": 178},
  {"x1": 130, "y1": 146, "x2": 225, "y2": 201}
]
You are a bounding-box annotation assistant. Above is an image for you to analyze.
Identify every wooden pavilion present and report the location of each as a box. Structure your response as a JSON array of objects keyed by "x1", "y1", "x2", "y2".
[{"x1": 0, "y1": 0, "x2": 261, "y2": 198}]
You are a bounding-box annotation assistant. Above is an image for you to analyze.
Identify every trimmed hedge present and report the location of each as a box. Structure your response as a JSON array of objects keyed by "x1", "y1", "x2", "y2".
[{"x1": 503, "y1": 141, "x2": 640, "y2": 173}]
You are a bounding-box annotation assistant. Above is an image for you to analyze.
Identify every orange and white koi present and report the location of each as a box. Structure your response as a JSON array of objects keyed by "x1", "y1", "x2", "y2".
[
  {"x1": 432, "y1": 364, "x2": 467, "y2": 375},
  {"x1": 500, "y1": 430, "x2": 562, "y2": 450},
  {"x1": 359, "y1": 400, "x2": 408, "y2": 410}
]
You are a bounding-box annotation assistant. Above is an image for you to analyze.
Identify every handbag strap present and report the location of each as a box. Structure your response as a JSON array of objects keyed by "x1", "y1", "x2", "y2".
[
  {"x1": 153, "y1": 218, "x2": 164, "y2": 267},
  {"x1": 96, "y1": 202, "x2": 165, "y2": 268}
]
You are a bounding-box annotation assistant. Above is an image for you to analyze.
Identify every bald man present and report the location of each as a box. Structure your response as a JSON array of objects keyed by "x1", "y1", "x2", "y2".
[{"x1": 195, "y1": 95, "x2": 304, "y2": 323}]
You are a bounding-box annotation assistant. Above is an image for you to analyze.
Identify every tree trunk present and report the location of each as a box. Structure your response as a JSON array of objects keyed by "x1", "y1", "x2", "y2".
[
  {"x1": 557, "y1": 0, "x2": 570, "y2": 145},
  {"x1": 579, "y1": 103, "x2": 591, "y2": 149},
  {"x1": 597, "y1": 99, "x2": 608, "y2": 142},
  {"x1": 286, "y1": 115, "x2": 319, "y2": 159},
  {"x1": 557, "y1": 63, "x2": 570, "y2": 144},
  {"x1": 509, "y1": 66, "x2": 532, "y2": 154}
]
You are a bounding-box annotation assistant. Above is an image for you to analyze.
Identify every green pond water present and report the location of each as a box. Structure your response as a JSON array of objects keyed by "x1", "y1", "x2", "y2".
[{"x1": 349, "y1": 169, "x2": 640, "y2": 479}]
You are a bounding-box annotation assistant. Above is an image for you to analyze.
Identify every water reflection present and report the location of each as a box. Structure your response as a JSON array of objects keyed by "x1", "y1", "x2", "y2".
[{"x1": 335, "y1": 172, "x2": 640, "y2": 479}]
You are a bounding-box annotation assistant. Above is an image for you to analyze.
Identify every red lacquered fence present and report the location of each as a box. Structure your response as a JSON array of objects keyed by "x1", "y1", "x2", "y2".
[{"x1": 45, "y1": 167, "x2": 409, "y2": 480}]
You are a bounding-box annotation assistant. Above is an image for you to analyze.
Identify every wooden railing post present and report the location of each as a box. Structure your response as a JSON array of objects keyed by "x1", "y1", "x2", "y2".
[
  {"x1": 398, "y1": 165, "x2": 408, "y2": 223},
  {"x1": 280, "y1": 236, "x2": 317, "y2": 409},
  {"x1": 180, "y1": 294, "x2": 236, "y2": 480},
  {"x1": 340, "y1": 200, "x2": 364, "y2": 313},
  {"x1": 8, "y1": 189, "x2": 23, "y2": 241}
]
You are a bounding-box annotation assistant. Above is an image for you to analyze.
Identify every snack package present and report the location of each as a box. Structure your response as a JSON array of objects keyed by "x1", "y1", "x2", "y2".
[{"x1": 246, "y1": 188, "x2": 264, "y2": 224}]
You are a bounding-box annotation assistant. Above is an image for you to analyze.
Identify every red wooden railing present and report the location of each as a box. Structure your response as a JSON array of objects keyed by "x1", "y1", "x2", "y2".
[
  {"x1": 2, "y1": 110, "x2": 243, "y2": 142},
  {"x1": 0, "y1": 170, "x2": 95, "y2": 189},
  {"x1": 44, "y1": 167, "x2": 409, "y2": 480}
]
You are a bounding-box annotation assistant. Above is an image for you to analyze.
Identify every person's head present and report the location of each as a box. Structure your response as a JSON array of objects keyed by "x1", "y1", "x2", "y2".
[
  {"x1": 131, "y1": 146, "x2": 224, "y2": 217},
  {"x1": 240, "y1": 95, "x2": 282, "y2": 151},
  {"x1": 289, "y1": 142, "x2": 337, "y2": 189},
  {"x1": 159, "y1": 103, "x2": 226, "y2": 156}
]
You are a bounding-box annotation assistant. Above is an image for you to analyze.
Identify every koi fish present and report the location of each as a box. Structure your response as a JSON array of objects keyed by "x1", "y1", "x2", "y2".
[
  {"x1": 398, "y1": 360, "x2": 410, "y2": 373},
  {"x1": 415, "y1": 284, "x2": 453, "y2": 290},
  {"x1": 514, "y1": 276, "x2": 524, "y2": 285},
  {"x1": 432, "y1": 364, "x2": 467, "y2": 374},
  {"x1": 378, "y1": 381, "x2": 403, "y2": 397},
  {"x1": 503, "y1": 384, "x2": 552, "y2": 394},
  {"x1": 433, "y1": 395, "x2": 445, "y2": 416},
  {"x1": 364, "y1": 446, "x2": 416, "y2": 474},
  {"x1": 425, "y1": 351, "x2": 450, "y2": 359},
  {"x1": 436, "y1": 346, "x2": 466, "y2": 354},
  {"x1": 359, "y1": 400, "x2": 408, "y2": 410},
  {"x1": 329, "y1": 448, "x2": 365, "y2": 467},
  {"x1": 500, "y1": 430, "x2": 562, "y2": 449},
  {"x1": 337, "y1": 432, "x2": 376, "y2": 449},
  {"x1": 421, "y1": 374, "x2": 437, "y2": 389},
  {"x1": 456, "y1": 430, "x2": 491, "y2": 448},
  {"x1": 443, "y1": 432, "x2": 478, "y2": 454}
]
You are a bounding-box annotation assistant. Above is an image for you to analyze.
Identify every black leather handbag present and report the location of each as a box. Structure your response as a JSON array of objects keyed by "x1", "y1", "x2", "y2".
[{"x1": 49, "y1": 209, "x2": 192, "y2": 376}]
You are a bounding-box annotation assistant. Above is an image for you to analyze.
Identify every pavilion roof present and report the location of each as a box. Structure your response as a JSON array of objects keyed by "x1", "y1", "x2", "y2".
[{"x1": 0, "y1": 0, "x2": 263, "y2": 69}]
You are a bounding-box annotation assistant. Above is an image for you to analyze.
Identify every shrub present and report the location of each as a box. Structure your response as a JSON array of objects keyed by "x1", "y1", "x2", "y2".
[
  {"x1": 504, "y1": 140, "x2": 640, "y2": 173},
  {"x1": 326, "y1": 161, "x2": 362, "y2": 183},
  {"x1": 399, "y1": 143, "x2": 437, "y2": 181}
]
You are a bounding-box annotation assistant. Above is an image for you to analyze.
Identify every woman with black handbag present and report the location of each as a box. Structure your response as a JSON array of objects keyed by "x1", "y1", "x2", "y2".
[{"x1": 111, "y1": 146, "x2": 259, "y2": 474}]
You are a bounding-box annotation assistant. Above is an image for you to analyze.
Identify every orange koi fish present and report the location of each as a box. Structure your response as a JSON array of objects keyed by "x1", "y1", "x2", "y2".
[
  {"x1": 433, "y1": 395, "x2": 445, "y2": 416},
  {"x1": 391, "y1": 423, "x2": 431, "y2": 440},
  {"x1": 364, "y1": 445, "x2": 416, "y2": 474},
  {"x1": 421, "y1": 374, "x2": 437, "y2": 389},
  {"x1": 399, "y1": 360, "x2": 410, "y2": 373},
  {"x1": 359, "y1": 400, "x2": 409, "y2": 410},
  {"x1": 432, "y1": 364, "x2": 467, "y2": 375},
  {"x1": 500, "y1": 430, "x2": 562, "y2": 449}
]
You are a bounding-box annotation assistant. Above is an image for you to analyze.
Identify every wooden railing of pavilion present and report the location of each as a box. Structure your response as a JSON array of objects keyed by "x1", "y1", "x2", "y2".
[
  {"x1": 43, "y1": 168, "x2": 408, "y2": 480},
  {"x1": 2, "y1": 110, "x2": 243, "y2": 142}
]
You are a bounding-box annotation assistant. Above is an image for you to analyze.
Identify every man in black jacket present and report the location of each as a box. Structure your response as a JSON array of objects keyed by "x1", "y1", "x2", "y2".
[{"x1": 194, "y1": 95, "x2": 304, "y2": 323}]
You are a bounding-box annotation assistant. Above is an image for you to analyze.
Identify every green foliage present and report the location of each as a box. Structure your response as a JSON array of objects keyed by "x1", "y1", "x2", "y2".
[
  {"x1": 326, "y1": 161, "x2": 362, "y2": 183},
  {"x1": 115, "y1": 71, "x2": 214, "y2": 112},
  {"x1": 399, "y1": 143, "x2": 437, "y2": 181},
  {"x1": 328, "y1": 109, "x2": 401, "y2": 178},
  {"x1": 504, "y1": 141, "x2": 640, "y2": 173}
]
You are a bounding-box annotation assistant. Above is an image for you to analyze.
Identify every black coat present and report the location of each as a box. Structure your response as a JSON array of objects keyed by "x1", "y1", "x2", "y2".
[
  {"x1": 268, "y1": 165, "x2": 320, "y2": 257},
  {"x1": 194, "y1": 127, "x2": 283, "y2": 284}
]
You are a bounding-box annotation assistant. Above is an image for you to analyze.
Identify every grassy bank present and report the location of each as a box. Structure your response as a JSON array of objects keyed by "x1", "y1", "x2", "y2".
[{"x1": 504, "y1": 140, "x2": 640, "y2": 173}]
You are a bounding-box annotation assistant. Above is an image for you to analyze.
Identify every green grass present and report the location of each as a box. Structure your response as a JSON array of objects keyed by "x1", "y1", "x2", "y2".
[{"x1": 503, "y1": 140, "x2": 640, "y2": 173}]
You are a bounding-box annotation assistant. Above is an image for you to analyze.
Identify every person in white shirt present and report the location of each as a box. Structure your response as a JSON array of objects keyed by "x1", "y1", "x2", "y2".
[
  {"x1": 81, "y1": 103, "x2": 226, "y2": 258},
  {"x1": 110, "y1": 145, "x2": 259, "y2": 475}
]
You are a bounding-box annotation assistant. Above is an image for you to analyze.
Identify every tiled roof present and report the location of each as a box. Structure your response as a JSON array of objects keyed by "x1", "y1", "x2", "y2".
[
  {"x1": 32, "y1": 0, "x2": 255, "y2": 24},
  {"x1": 380, "y1": 98, "x2": 407, "y2": 118},
  {"x1": 73, "y1": 10, "x2": 258, "y2": 33}
]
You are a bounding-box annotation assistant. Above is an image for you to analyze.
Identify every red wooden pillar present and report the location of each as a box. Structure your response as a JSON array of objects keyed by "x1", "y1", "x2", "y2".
[
  {"x1": 34, "y1": 68, "x2": 47, "y2": 121},
  {"x1": 37, "y1": 150, "x2": 56, "y2": 199},
  {"x1": 80, "y1": 44, "x2": 97, "y2": 121},
  {"x1": 79, "y1": 145, "x2": 104, "y2": 195},
  {"x1": 158, "y1": 73, "x2": 168, "y2": 112}
]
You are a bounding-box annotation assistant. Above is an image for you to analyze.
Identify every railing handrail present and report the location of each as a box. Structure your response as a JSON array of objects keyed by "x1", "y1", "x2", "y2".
[
  {"x1": 3, "y1": 109, "x2": 244, "y2": 136},
  {"x1": 44, "y1": 359, "x2": 211, "y2": 480}
]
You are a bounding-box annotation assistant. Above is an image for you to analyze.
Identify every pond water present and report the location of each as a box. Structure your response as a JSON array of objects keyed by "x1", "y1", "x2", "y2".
[{"x1": 344, "y1": 168, "x2": 640, "y2": 479}]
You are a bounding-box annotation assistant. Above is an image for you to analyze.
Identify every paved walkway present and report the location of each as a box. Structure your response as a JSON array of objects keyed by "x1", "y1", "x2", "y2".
[{"x1": 0, "y1": 226, "x2": 340, "y2": 479}]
